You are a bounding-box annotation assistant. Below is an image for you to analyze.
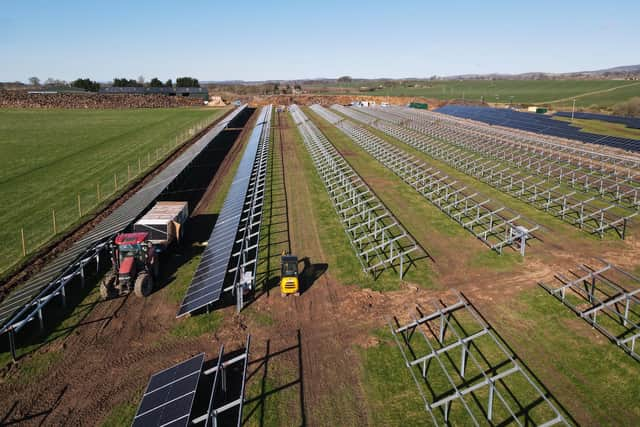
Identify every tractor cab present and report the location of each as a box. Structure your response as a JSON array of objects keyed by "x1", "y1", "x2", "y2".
[
  {"x1": 280, "y1": 254, "x2": 299, "y2": 296},
  {"x1": 100, "y1": 232, "x2": 158, "y2": 299}
]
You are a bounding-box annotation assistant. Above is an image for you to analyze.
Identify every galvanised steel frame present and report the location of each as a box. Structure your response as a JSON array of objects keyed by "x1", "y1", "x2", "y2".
[
  {"x1": 290, "y1": 105, "x2": 421, "y2": 278},
  {"x1": 395, "y1": 106, "x2": 640, "y2": 172},
  {"x1": 338, "y1": 105, "x2": 633, "y2": 239},
  {"x1": 312, "y1": 105, "x2": 539, "y2": 255},
  {"x1": 540, "y1": 260, "x2": 640, "y2": 362},
  {"x1": 5, "y1": 240, "x2": 107, "y2": 361},
  {"x1": 227, "y1": 106, "x2": 272, "y2": 313},
  {"x1": 193, "y1": 335, "x2": 252, "y2": 427},
  {"x1": 379, "y1": 106, "x2": 640, "y2": 211},
  {"x1": 390, "y1": 294, "x2": 569, "y2": 426}
]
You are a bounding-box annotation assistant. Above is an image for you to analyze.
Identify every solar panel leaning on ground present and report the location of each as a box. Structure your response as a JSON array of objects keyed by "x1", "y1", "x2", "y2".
[
  {"x1": 435, "y1": 105, "x2": 640, "y2": 153},
  {"x1": 132, "y1": 353, "x2": 205, "y2": 427},
  {"x1": 0, "y1": 105, "x2": 246, "y2": 357},
  {"x1": 554, "y1": 111, "x2": 640, "y2": 129},
  {"x1": 177, "y1": 106, "x2": 271, "y2": 317}
]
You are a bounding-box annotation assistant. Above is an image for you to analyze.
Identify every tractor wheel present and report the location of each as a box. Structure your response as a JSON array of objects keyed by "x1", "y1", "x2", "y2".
[{"x1": 134, "y1": 273, "x2": 154, "y2": 297}]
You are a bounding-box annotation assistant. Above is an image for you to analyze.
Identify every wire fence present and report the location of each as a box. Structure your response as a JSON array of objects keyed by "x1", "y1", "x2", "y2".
[{"x1": 0, "y1": 116, "x2": 216, "y2": 276}]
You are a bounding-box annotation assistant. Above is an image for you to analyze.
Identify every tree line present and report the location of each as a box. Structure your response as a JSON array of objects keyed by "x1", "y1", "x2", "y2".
[
  {"x1": 25, "y1": 75, "x2": 201, "y2": 92},
  {"x1": 112, "y1": 76, "x2": 199, "y2": 88}
]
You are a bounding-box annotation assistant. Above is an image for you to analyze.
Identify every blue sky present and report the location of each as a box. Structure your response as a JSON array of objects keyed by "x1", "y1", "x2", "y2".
[{"x1": 1, "y1": 0, "x2": 638, "y2": 82}]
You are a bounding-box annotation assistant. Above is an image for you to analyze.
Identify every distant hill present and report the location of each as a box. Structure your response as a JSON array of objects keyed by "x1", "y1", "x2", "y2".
[
  {"x1": 202, "y1": 65, "x2": 640, "y2": 85},
  {"x1": 445, "y1": 65, "x2": 640, "y2": 81}
]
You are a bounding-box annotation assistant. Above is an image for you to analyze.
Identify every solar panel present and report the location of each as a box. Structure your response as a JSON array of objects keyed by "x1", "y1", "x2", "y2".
[
  {"x1": 555, "y1": 111, "x2": 640, "y2": 129},
  {"x1": 133, "y1": 353, "x2": 204, "y2": 427},
  {"x1": 435, "y1": 105, "x2": 640, "y2": 152},
  {"x1": 177, "y1": 107, "x2": 271, "y2": 317},
  {"x1": 0, "y1": 105, "x2": 247, "y2": 335}
]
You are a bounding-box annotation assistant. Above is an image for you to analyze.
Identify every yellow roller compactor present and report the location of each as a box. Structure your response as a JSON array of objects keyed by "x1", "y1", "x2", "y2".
[{"x1": 280, "y1": 252, "x2": 299, "y2": 296}]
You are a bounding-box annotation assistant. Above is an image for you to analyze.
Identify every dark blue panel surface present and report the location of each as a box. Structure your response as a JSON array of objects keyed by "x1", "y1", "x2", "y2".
[
  {"x1": 555, "y1": 111, "x2": 640, "y2": 129},
  {"x1": 435, "y1": 105, "x2": 640, "y2": 153},
  {"x1": 132, "y1": 353, "x2": 204, "y2": 427}
]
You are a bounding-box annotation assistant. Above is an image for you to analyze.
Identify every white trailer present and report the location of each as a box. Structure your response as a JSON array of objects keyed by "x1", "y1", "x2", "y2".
[{"x1": 133, "y1": 201, "x2": 188, "y2": 249}]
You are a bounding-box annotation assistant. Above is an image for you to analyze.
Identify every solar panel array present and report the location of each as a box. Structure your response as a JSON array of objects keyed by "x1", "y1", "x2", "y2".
[
  {"x1": 436, "y1": 105, "x2": 640, "y2": 152},
  {"x1": 132, "y1": 353, "x2": 204, "y2": 427},
  {"x1": 353, "y1": 105, "x2": 636, "y2": 239},
  {"x1": 555, "y1": 111, "x2": 640, "y2": 129},
  {"x1": 177, "y1": 106, "x2": 272, "y2": 317},
  {"x1": 377, "y1": 106, "x2": 640, "y2": 210},
  {"x1": 391, "y1": 106, "x2": 640, "y2": 172},
  {"x1": 0, "y1": 105, "x2": 246, "y2": 340}
]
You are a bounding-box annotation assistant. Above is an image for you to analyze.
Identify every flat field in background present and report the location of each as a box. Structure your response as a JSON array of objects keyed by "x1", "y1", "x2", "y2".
[
  {"x1": 307, "y1": 80, "x2": 640, "y2": 108},
  {"x1": 0, "y1": 107, "x2": 228, "y2": 275}
]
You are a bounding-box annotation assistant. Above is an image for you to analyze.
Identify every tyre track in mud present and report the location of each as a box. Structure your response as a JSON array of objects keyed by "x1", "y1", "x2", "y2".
[{"x1": 0, "y1": 293, "x2": 205, "y2": 425}]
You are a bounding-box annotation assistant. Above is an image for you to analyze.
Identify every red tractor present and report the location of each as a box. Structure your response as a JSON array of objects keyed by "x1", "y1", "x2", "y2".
[{"x1": 100, "y1": 232, "x2": 160, "y2": 299}]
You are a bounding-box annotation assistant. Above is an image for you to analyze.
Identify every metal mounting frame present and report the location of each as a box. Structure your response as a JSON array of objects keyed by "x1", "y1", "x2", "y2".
[
  {"x1": 540, "y1": 259, "x2": 640, "y2": 362},
  {"x1": 345, "y1": 105, "x2": 635, "y2": 239},
  {"x1": 383, "y1": 106, "x2": 640, "y2": 211},
  {"x1": 228, "y1": 106, "x2": 272, "y2": 313},
  {"x1": 320, "y1": 105, "x2": 540, "y2": 255},
  {"x1": 191, "y1": 335, "x2": 252, "y2": 427},
  {"x1": 390, "y1": 294, "x2": 569, "y2": 426},
  {"x1": 290, "y1": 105, "x2": 422, "y2": 278}
]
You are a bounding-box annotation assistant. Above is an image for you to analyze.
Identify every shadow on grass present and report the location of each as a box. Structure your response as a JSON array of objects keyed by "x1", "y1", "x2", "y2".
[
  {"x1": 242, "y1": 329, "x2": 306, "y2": 427},
  {"x1": 461, "y1": 294, "x2": 579, "y2": 426}
]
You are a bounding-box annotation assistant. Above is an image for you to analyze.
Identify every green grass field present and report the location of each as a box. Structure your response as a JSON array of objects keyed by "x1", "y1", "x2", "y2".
[
  {"x1": 0, "y1": 107, "x2": 229, "y2": 276},
  {"x1": 309, "y1": 80, "x2": 640, "y2": 108}
]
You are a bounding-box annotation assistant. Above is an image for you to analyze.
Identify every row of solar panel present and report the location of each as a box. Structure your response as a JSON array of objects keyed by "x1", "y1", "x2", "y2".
[
  {"x1": 554, "y1": 111, "x2": 640, "y2": 129},
  {"x1": 0, "y1": 105, "x2": 247, "y2": 332},
  {"x1": 177, "y1": 106, "x2": 272, "y2": 317},
  {"x1": 435, "y1": 105, "x2": 640, "y2": 153}
]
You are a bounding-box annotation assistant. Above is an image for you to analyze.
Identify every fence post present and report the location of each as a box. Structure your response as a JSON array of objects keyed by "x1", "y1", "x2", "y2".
[
  {"x1": 147, "y1": 152, "x2": 151, "y2": 166},
  {"x1": 21, "y1": 228, "x2": 26, "y2": 256},
  {"x1": 52, "y1": 208, "x2": 57, "y2": 234},
  {"x1": 77, "y1": 193, "x2": 81, "y2": 217},
  {"x1": 138, "y1": 157, "x2": 141, "y2": 173},
  {"x1": 128, "y1": 164, "x2": 131, "y2": 180}
]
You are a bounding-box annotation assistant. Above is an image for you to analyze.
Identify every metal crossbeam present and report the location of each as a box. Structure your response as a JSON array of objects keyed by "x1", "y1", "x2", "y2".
[
  {"x1": 229, "y1": 106, "x2": 272, "y2": 313},
  {"x1": 383, "y1": 106, "x2": 640, "y2": 208},
  {"x1": 321, "y1": 105, "x2": 539, "y2": 255},
  {"x1": 391, "y1": 105, "x2": 640, "y2": 174},
  {"x1": 347, "y1": 105, "x2": 636, "y2": 239},
  {"x1": 390, "y1": 294, "x2": 568, "y2": 426},
  {"x1": 540, "y1": 259, "x2": 640, "y2": 361},
  {"x1": 290, "y1": 105, "x2": 422, "y2": 278},
  {"x1": 191, "y1": 335, "x2": 251, "y2": 427}
]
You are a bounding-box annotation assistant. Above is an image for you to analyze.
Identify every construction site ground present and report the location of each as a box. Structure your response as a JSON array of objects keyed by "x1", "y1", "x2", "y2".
[{"x1": 0, "y1": 108, "x2": 639, "y2": 426}]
